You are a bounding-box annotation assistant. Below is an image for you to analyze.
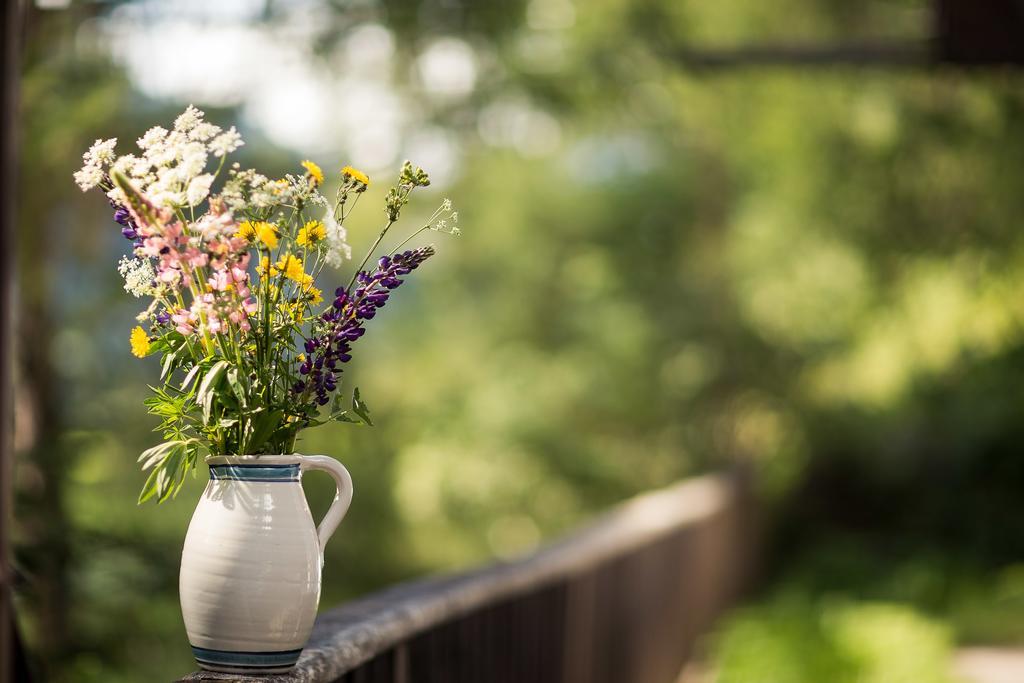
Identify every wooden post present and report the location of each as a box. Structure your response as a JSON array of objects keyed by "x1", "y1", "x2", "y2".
[{"x1": 0, "y1": 2, "x2": 24, "y2": 682}]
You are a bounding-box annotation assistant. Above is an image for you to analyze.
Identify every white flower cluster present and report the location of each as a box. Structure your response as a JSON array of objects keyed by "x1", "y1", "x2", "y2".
[
  {"x1": 429, "y1": 198, "x2": 461, "y2": 236},
  {"x1": 220, "y1": 167, "x2": 327, "y2": 213},
  {"x1": 220, "y1": 168, "x2": 285, "y2": 211},
  {"x1": 323, "y1": 212, "x2": 352, "y2": 267},
  {"x1": 73, "y1": 138, "x2": 118, "y2": 191},
  {"x1": 118, "y1": 255, "x2": 157, "y2": 298},
  {"x1": 76, "y1": 105, "x2": 245, "y2": 210}
]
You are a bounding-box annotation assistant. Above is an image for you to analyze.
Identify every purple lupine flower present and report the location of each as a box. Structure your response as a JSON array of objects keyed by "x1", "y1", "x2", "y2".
[
  {"x1": 297, "y1": 246, "x2": 435, "y2": 406},
  {"x1": 111, "y1": 200, "x2": 140, "y2": 241}
]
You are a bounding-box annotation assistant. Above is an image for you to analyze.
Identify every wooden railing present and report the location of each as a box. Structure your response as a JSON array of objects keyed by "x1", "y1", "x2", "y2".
[{"x1": 181, "y1": 470, "x2": 756, "y2": 683}]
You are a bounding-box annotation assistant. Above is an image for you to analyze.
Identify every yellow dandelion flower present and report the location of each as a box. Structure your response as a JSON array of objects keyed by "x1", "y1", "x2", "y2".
[
  {"x1": 275, "y1": 253, "x2": 303, "y2": 279},
  {"x1": 272, "y1": 255, "x2": 311, "y2": 288},
  {"x1": 296, "y1": 220, "x2": 326, "y2": 247},
  {"x1": 303, "y1": 285, "x2": 323, "y2": 305},
  {"x1": 274, "y1": 254, "x2": 314, "y2": 287},
  {"x1": 257, "y1": 256, "x2": 279, "y2": 278},
  {"x1": 237, "y1": 221, "x2": 279, "y2": 250},
  {"x1": 297, "y1": 353, "x2": 306, "y2": 363},
  {"x1": 341, "y1": 165, "x2": 370, "y2": 186},
  {"x1": 236, "y1": 220, "x2": 257, "y2": 241},
  {"x1": 301, "y1": 160, "x2": 324, "y2": 186},
  {"x1": 256, "y1": 223, "x2": 280, "y2": 249},
  {"x1": 130, "y1": 326, "x2": 151, "y2": 358}
]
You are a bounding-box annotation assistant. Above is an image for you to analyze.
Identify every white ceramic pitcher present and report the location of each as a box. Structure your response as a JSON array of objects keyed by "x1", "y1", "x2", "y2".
[{"x1": 179, "y1": 454, "x2": 353, "y2": 674}]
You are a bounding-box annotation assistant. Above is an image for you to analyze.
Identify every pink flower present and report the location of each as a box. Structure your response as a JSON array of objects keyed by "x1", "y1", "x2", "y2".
[
  {"x1": 171, "y1": 308, "x2": 195, "y2": 335},
  {"x1": 207, "y1": 314, "x2": 223, "y2": 334},
  {"x1": 184, "y1": 247, "x2": 209, "y2": 268},
  {"x1": 159, "y1": 268, "x2": 181, "y2": 285},
  {"x1": 193, "y1": 201, "x2": 236, "y2": 241},
  {"x1": 162, "y1": 221, "x2": 185, "y2": 241},
  {"x1": 208, "y1": 270, "x2": 232, "y2": 292},
  {"x1": 140, "y1": 235, "x2": 167, "y2": 258},
  {"x1": 209, "y1": 237, "x2": 250, "y2": 270}
]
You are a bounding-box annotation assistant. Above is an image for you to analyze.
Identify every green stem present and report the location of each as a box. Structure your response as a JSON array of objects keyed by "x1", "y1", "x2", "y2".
[
  {"x1": 388, "y1": 225, "x2": 431, "y2": 256},
  {"x1": 347, "y1": 219, "x2": 395, "y2": 294}
]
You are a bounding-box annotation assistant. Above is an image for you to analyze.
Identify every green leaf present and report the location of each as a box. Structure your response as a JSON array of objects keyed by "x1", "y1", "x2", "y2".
[
  {"x1": 197, "y1": 360, "x2": 229, "y2": 424},
  {"x1": 267, "y1": 425, "x2": 298, "y2": 450},
  {"x1": 160, "y1": 348, "x2": 179, "y2": 381},
  {"x1": 157, "y1": 450, "x2": 183, "y2": 503},
  {"x1": 138, "y1": 440, "x2": 178, "y2": 469},
  {"x1": 180, "y1": 364, "x2": 202, "y2": 391},
  {"x1": 137, "y1": 467, "x2": 161, "y2": 504},
  {"x1": 331, "y1": 411, "x2": 360, "y2": 424},
  {"x1": 352, "y1": 387, "x2": 373, "y2": 426},
  {"x1": 137, "y1": 439, "x2": 203, "y2": 505},
  {"x1": 226, "y1": 367, "x2": 248, "y2": 409},
  {"x1": 197, "y1": 360, "x2": 229, "y2": 404},
  {"x1": 246, "y1": 409, "x2": 285, "y2": 453}
]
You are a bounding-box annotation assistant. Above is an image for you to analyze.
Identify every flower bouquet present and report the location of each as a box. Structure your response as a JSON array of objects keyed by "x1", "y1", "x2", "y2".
[{"x1": 74, "y1": 105, "x2": 458, "y2": 673}]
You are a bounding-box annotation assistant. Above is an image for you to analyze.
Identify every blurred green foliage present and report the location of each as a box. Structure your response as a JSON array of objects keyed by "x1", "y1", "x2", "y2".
[
  {"x1": 12, "y1": 0, "x2": 1024, "y2": 680},
  {"x1": 711, "y1": 595, "x2": 956, "y2": 683}
]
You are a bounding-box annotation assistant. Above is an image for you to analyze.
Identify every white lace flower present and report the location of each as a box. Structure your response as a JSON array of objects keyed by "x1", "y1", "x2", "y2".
[
  {"x1": 174, "y1": 105, "x2": 204, "y2": 132},
  {"x1": 105, "y1": 185, "x2": 126, "y2": 205},
  {"x1": 180, "y1": 142, "x2": 208, "y2": 177},
  {"x1": 118, "y1": 256, "x2": 157, "y2": 298},
  {"x1": 426, "y1": 199, "x2": 460, "y2": 235},
  {"x1": 147, "y1": 169, "x2": 186, "y2": 207},
  {"x1": 219, "y1": 175, "x2": 246, "y2": 211},
  {"x1": 209, "y1": 127, "x2": 243, "y2": 157},
  {"x1": 84, "y1": 138, "x2": 117, "y2": 166},
  {"x1": 324, "y1": 213, "x2": 352, "y2": 267},
  {"x1": 189, "y1": 122, "x2": 221, "y2": 142},
  {"x1": 145, "y1": 137, "x2": 179, "y2": 168},
  {"x1": 73, "y1": 164, "x2": 104, "y2": 191},
  {"x1": 186, "y1": 174, "x2": 214, "y2": 206},
  {"x1": 130, "y1": 156, "x2": 152, "y2": 178},
  {"x1": 137, "y1": 126, "x2": 167, "y2": 150},
  {"x1": 110, "y1": 154, "x2": 138, "y2": 177},
  {"x1": 307, "y1": 189, "x2": 328, "y2": 207},
  {"x1": 250, "y1": 175, "x2": 292, "y2": 208}
]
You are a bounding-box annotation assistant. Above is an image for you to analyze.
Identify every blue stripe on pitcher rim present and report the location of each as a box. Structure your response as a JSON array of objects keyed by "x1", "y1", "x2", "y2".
[
  {"x1": 208, "y1": 463, "x2": 300, "y2": 481},
  {"x1": 194, "y1": 661, "x2": 295, "y2": 671},
  {"x1": 191, "y1": 645, "x2": 303, "y2": 666}
]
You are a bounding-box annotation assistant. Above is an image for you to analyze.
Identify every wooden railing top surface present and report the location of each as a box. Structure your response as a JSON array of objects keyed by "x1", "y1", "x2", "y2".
[{"x1": 181, "y1": 473, "x2": 740, "y2": 682}]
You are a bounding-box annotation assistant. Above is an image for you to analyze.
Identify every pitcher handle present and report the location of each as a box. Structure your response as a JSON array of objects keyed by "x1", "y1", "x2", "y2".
[{"x1": 299, "y1": 455, "x2": 354, "y2": 560}]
